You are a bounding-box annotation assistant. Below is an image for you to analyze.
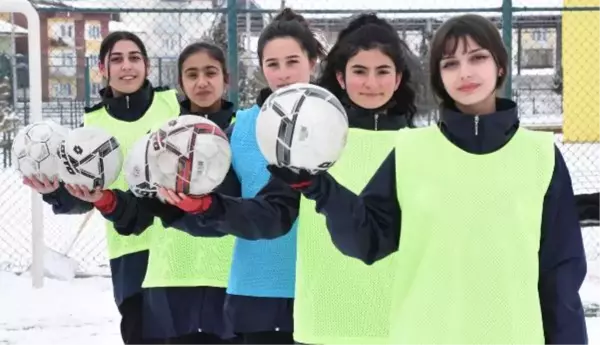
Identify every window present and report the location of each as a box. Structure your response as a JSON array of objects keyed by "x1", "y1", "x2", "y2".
[
  {"x1": 59, "y1": 24, "x2": 74, "y2": 38},
  {"x1": 163, "y1": 38, "x2": 178, "y2": 51},
  {"x1": 61, "y1": 53, "x2": 75, "y2": 67},
  {"x1": 51, "y1": 82, "x2": 73, "y2": 98},
  {"x1": 522, "y1": 48, "x2": 554, "y2": 69},
  {"x1": 91, "y1": 82, "x2": 104, "y2": 96},
  {"x1": 531, "y1": 30, "x2": 547, "y2": 42},
  {"x1": 86, "y1": 23, "x2": 102, "y2": 40},
  {"x1": 87, "y1": 54, "x2": 99, "y2": 67}
]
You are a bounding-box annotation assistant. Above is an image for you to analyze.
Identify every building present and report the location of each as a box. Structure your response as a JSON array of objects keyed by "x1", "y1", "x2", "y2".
[{"x1": 1, "y1": 1, "x2": 111, "y2": 101}]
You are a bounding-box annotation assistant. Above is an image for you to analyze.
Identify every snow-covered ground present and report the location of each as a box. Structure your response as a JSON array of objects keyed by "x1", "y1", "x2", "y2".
[{"x1": 0, "y1": 268, "x2": 598, "y2": 344}]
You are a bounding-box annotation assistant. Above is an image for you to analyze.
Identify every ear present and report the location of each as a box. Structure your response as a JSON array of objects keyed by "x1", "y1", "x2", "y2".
[
  {"x1": 394, "y1": 72, "x2": 402, "y2": 91},
  {"x1": 309, "y1": 58, "x2": 317, "y2": 72},
  {"x1": 223, "y1": 72, "x2": 230, "y2": 86},
  {"x1": 498, "y1": 67, "x2": 504, "y2": 77},
  {"x1": 336, "y1": 71, "x2": 345, "y2": 90},
  {"x1": 98, "y1": 62, "x2": 108, "y2": 79}
]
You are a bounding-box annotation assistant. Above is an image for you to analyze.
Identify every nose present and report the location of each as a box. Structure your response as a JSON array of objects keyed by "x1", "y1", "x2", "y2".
[
  {"x1": 458, "y1": 62, "x2": 473, "y2": 80},
  {"x1": 121, "y1": 60, "x2": 133, "y2": 70},
  {"x1": 363, "y1": 72, "x2": 377, "y2": 89},
  {"x1": 196, "y1": 75, "x2": 209, "y2": 88}
]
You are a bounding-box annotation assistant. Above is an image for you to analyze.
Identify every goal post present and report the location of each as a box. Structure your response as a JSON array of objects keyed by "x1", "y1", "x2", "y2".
[{"x1": 2, "y1": 0, "x2": 44, "y2": 288}]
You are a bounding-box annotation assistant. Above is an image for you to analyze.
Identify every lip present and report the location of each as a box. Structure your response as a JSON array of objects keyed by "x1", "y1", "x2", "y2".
[
  {"x1": 120, "y1": 76, "x2": 137, "y2": 81},
  {"x1": 458, "y1": 83, "x2": 480, "y2": 92},
  {"x1": 195, "y1": 91, "x2": 212, "y2": 97},
  {"x1": 360, "y1": 93, "x2": 383, "y2": 97}
]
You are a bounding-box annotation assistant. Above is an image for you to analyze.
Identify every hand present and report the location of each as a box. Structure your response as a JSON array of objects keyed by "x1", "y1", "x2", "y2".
[
  {"x1": 267, "y1": 165, "x2": 317, "y2": 189},
  {"x1": 157, "y1": 187, "x2": 212, "y2": 214},
  {"x1": 23, "y1": 175, "x2": 60, "y2": 194},
  {"x1": 65, "y1": 184, "x2": 104, "y2": 203}
]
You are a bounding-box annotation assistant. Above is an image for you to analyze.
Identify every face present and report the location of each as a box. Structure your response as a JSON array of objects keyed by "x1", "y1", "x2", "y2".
[
  {"x1": 439, "y1": 36, "x2": 501, "y2": 113},
  {"x1": 100, "y1": 40, "x2": 148, "y2": 95},
  {"x1": 336, "y1": 49, "x2": 401, "y2": 109},
  {"x1": 261, "y1": 37, "x2": 315, "y2": 91},
  {"x1": 181, "y1": 51, "x2": 227, "y2": 110}
]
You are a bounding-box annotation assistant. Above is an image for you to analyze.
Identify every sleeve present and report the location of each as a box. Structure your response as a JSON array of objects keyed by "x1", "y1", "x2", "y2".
[
  {"x1": 182, "y1": 175, "x2": 300, "y2": 240},
  {"x1": 302, "y1": 149, "x2": 401, "y2": 264},
  {"x1": 538, "y1": 146, "x2": 588, "y2": 344},
  {"x1": 99, "y1": 190, "x2": 193, "y2": 236},
  {"x1": 42, "y1": 183, "x2": 94, "y2": 215},
  {"x1": 575, "y1": 192, "x2": 599, "y2": 226}
]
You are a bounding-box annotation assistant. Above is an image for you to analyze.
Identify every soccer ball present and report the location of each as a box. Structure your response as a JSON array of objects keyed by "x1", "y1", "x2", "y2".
[
  {"x1": 256, "y1": 83, "x2": 349, "y2": 173},
  {"x1": 124, "y1": 133, "x2": 158, "y2": 198},
  {"x1": 147, "y1": 115, "x2": 231, "y2": 196},
  {"x1": 12, "y1": 120, "x2": 69, "y2": 179},
  {"x1": 57, "y1": 126, "x2": 124, "y2": 190}
]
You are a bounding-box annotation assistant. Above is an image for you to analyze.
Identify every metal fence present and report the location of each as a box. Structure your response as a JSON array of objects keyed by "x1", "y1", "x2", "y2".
[{"x1": 0, "y1": 0, "x2": 598, "y2": 276}]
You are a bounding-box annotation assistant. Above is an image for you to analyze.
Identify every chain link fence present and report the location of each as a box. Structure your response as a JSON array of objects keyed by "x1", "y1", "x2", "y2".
[{"x1": 0, "y1": 0, "x2": 598, "y2": 277}]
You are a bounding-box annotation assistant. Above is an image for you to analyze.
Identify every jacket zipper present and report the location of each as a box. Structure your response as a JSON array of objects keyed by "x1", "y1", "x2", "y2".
[
  {"x1": 374, "y1": 113, "x2": 379, "y2": 131},
  {"x1": 126, "y1": 95, "x2": 130, "y2": 109},
  {"x1": 474, "y1": 115, "x2": 479, "y2": 136}
]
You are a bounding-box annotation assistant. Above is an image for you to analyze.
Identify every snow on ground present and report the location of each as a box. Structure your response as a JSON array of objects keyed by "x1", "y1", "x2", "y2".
[{"x1": 0, "y1": 267, "x2": 599, "y2": 344}]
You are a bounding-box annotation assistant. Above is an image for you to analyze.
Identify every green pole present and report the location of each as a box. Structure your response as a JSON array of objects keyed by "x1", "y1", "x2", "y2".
[
  {"x1": 84, "y1": 57, "x2": 90, "y2": 107},
  {"x1": 227, "y1": 0, "x2": 239, "y2": 108},
  {"x1": 502, "y1": 0, "x2": 513, "y2": 99}
]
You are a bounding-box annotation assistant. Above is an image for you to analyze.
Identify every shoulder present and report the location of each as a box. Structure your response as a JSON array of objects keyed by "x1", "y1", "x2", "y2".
[{"x1": 83, "y1": 101, "x2": 104, "y2": 114}]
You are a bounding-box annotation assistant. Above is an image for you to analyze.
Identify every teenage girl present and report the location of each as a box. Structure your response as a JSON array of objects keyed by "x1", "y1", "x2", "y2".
[
  {"x1": 157, "y1": 8, "x2": 325, "y2": 344},
  {"x1": 23, "y1": 31, "x2": 181, "y2": 344},
  {"x1": 269, "y1": 14, "x2": 588, "y2": 344}
]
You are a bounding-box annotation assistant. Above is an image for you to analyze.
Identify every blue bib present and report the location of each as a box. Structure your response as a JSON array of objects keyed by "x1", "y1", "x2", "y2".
[{"x1": 227, "y1": 105, "x2": 298, "y2": 298}]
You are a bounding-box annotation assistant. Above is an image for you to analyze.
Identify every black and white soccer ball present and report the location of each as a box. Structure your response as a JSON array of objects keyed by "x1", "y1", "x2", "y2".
[
  {"x1": 12, "y1": 120, "x2": 69, "y2": 179},
  {"x1": 147, "y1": 115, "x2": 231, "y2": 196},
  {"x1": 255, "y1": 83, "x2": 349, "y2": 173},
  {"x1": 57, "y1": 126, "x2": 123, "y2": 190},
  {"x1": 124, "y1": 133, "x2": 158, "y2": 198}
]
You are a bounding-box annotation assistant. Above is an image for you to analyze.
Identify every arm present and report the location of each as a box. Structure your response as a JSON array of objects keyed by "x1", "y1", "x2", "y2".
[
  {"x1": 182, "y1": 174, "x2": 300, "y2": 240},
  {"x1": 42, "y1": 183, "x2": 94, "y2": 215},
  {"x1": 575, "y1": 192, "x2": 599, "y2": 226},
  {"x1": 303, "y1": 150, "x2": 401, "y2": 265},
  {"x1": 538, "y1": 146, "x2": 588, "y2": 344}
]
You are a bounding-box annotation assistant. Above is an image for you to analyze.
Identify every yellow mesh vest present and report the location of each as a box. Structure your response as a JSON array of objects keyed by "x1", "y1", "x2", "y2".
[
  {"x1": 295, "y1": 128, "x2": 398, "y2": 344},
  {"x1": 83, "y1": 89, "x2": 180, "y2": 259},
  {"x1": 390, "y1": 126, "x2": 555, "y2": 344}
]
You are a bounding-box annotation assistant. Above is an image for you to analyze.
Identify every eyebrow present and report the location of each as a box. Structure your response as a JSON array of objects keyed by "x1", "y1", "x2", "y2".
[
  {"x1": 109, "y1": 51, "x2": 142, "y2": 56},
  {"x1": 350, "y1": 64, "x2": 393, "y2": 69},
  {"x1": 441, "y1": 48, "x2": 485, "y2": 59},
  {"x1": 184, "y1": 65, "x2": 220, "y2": 73},
  {"x1": 264, "y1": 54, "x2": 301, "y2": 63}
]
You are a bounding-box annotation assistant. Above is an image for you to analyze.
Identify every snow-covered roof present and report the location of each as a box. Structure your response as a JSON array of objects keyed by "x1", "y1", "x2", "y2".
[{"x1": 0, "y1": 20, "x2": 27, "y2": 36}]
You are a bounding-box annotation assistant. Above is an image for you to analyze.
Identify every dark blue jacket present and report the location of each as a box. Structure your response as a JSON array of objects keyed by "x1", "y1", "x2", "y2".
[
  {"x1": 42, "y1": 81, "x2": 165, "y2": 306},
  {"x1": 175, "y1": 89, "x2": 411, "y2": 334},
  {"x1": 184, "y1": 98, "x2": 587, "y2": 344},
  {"x1": 302, "y1": 99, "x2": 588, "y2": 344},
  {"x1": 101, "y1": 98, "x2": 239, "y2": 339}
]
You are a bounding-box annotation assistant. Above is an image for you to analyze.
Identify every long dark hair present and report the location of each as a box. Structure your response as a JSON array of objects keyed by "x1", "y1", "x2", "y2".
[{"x1": 318, "y1": 13, "x2": 417, "y2": 120}]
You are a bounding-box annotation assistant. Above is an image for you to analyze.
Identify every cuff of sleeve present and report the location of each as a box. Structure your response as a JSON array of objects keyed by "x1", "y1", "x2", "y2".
[{"x1": 94, "y1": 190, "x2": 117, "y2": 214}]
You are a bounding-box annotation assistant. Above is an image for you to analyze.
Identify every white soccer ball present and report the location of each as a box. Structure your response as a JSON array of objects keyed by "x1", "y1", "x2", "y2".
[
  {"x1": 256, "y1": 83, "x2": 349, "y2": 173},
  {"x1": 124, "y1": 133, "x2": 158, "y2": 198},
  {"x1": 11, "y1": 120, "x2": 69, "y2": 179},
  {"x1": 57, "y1": 126, "x2": 123, "y2": 190},
  {"x1": 147, "y1": 115, "x2": 231, "y2": 196}
]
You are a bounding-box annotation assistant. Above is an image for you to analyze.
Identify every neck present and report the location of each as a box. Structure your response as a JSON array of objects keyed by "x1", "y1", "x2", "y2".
[
  {"x1": 455, "y1": 95, "x2": 496, "y2": 115},
  {"x1": 190, "y1": 100, "x2": 221, "y2": 114}
]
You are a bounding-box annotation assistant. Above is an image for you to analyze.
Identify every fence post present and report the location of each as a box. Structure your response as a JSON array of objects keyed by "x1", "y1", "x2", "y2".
[
  {"x1": 502, "y1": 0, "x2": 513, "y2": 99},
  {"x1": 84, "y1": 57, "x2": 90, "y2": 108},
  {"x1": 227, "y1": 0, "x2": 239, "y2": 109}
]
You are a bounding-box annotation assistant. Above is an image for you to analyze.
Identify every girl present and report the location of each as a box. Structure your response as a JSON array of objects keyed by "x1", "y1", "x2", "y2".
[
  {"x1": 268, "y1": 14, "x2": 588, "y2": 344},
  {"x1": 89, "y1": 42, "x2": 238, "y2": 344},
  {"x1": 163, "y1": 13, "x2": 419, "y2": 344},
  {"x1": 23, "y1": 31, "x2": 181, "y2": 344},
  {"x1": 158, "y1": 8, "x2": 325, "y2": 344}
]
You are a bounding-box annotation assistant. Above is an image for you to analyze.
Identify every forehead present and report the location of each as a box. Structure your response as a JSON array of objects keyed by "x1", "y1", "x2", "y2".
[
  {"x1": 182, "y1": 51, "x2": 221, "y2": 69},
  {"x1": 443, "y1": 35, "x2": 483, "y2": 57},
  {"x1": 110, "y1": 40, "x2": 142, "y2": 54},
  {"x1": 348, "y1": 49, "x2": 394, "y2": 67},
  {"x1": 262, "y1": 37, "x2": 305, "y2": 60}
]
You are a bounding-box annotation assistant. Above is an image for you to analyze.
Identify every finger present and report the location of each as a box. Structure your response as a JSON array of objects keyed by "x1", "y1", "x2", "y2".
[
  {"x1": 167, "y1": 189, "x2": 182, "y2": 204},
  {"x1": 41, "y1": 174, "x2": 52, "y2": 188},
  {"x1": 52, "y1": 178, "x2": 60, "y2": 189},
  {"x1": 78, "y1": 185, "x2": 91, "y2": 199},
  {"x1": 65, "y1": 184, "x2": 79, "y2": 196},
  {"x1": 157, "y1": 188, "x2": 175, "y2": 205},
  {"x1": 29, "y1": 176, "x2": 45, "y2": 190},
  {"x1": 23, "y1": 176, "x2": 32, "y2": 186}
]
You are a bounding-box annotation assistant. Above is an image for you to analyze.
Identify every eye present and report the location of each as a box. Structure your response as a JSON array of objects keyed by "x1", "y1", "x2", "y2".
[{"x1": 441, "y1": 61, "x2": 458, "y2": 69}]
